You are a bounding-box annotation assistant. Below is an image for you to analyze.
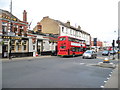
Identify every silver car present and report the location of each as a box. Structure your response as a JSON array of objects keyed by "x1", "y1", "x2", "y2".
[{"x1": 82, "y1": 50, "x2": 97, "y2": 59}]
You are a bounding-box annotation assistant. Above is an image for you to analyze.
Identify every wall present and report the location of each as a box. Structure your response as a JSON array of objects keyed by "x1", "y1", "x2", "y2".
[{"x1": 40, "y1": 17, "x2": 60, "y2": 34}]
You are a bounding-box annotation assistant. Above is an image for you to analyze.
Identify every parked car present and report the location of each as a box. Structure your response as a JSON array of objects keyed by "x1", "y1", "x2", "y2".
[
  {"x1": 82, "y1": 50, "x2": 97, "y2": 59},
  {"x1": 109, "y1": 50, "x2": 116, "y2": 55},
  {"x1": 102, "y1": 50, "x2": 110, "y2": 56}
]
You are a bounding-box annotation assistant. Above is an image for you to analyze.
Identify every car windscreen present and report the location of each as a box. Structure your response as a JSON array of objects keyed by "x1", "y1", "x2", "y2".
[{"x1": 85, "y1": 51, "x2": 92, "y2": 53}]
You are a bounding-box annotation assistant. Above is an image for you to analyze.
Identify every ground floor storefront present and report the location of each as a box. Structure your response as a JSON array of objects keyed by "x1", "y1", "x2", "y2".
[{"x1": 0, "y1": 36, "x2": 33, "y2": 58}]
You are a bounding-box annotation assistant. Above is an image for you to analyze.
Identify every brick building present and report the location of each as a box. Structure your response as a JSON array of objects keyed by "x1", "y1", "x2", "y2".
[
  {"x1": 0, "y1": 9, "x2": 31, "y2": 58},
  {"x1": 33, "y1": 16, "x2": 91, "y2": 48}
]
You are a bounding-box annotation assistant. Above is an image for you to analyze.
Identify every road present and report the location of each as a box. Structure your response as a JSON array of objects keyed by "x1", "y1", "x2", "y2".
[{"x1": 2, "y1": 51, "x2": 118, "y2": 88}]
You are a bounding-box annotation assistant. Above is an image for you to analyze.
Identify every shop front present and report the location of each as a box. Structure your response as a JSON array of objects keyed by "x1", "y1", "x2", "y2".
[{"x1": 1, "y1": 36, "x2": 31, "y2": 58}]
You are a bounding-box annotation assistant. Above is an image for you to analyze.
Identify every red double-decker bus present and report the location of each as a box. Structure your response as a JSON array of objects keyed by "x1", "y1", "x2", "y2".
[{"x1": 57, "y1": 36, "x2": 86, "y2": 57}]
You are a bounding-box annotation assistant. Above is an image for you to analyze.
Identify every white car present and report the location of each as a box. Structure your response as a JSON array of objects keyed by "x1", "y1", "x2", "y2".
[{"x1": 82, "y1": 50, "x2": 97, "y2": 59}]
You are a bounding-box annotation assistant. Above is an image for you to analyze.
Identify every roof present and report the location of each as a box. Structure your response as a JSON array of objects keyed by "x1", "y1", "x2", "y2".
[
  {"x1": 55, "y1": 20, "x2": 90, "y2": 35},
  {"x1": 0, "y1": 9, "x2": 20, "y2": 21}
]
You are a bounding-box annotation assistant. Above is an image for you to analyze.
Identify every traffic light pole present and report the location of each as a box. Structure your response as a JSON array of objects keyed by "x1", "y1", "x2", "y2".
[
  {"x1": 112, "y1": 40, "x2": 115, "y2": 60},
  {"x1": 118, "y1": 37, "x2": 120, "y2": 59}
]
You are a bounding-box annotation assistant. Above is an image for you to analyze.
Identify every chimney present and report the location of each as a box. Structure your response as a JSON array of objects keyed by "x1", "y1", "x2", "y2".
[
  {"x1": 23, "y1": 10, "x2": 27, "y2": 22},
  {"x1": 37, "y1": 22, "x2": 42, "y2": 31},
  {"x1": 43, "y1": 16, "x2": 49, "y2": 18},
  {"x1": 66, "y1": 21, "x2": 70, "y2": 26},
  {"x1": 78, "y1": 26, "x2": 81, "y2": 30}
]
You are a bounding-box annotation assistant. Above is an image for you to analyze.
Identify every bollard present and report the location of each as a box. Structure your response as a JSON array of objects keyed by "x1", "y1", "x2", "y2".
[
  {"x1": 103, "y1": 58, "x2": 110, "y2": 63},
  {"x1": 36, "y1": 52, "x2": 38, "y2": 57}
]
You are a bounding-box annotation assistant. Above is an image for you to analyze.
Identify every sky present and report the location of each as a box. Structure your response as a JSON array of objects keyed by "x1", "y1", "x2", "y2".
[{"x1": 0, "y1": 0, "x2": 119, "y2": 44}]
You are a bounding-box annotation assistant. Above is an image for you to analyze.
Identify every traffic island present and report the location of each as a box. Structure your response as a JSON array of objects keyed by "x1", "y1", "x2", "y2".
[
  {"x1": 97, "y1": 62, "x2": 116, "y2": 69},
  {"x1": 97, "y1": 58, "x2": 116, "y2": 69},
  {"x1": 92, "y1": 58, "x2": 116, "y2": 69}
]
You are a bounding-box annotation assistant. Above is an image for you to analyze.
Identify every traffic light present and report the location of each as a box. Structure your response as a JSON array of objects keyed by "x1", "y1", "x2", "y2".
[
  {"x1": 112, "y1": 40, "x2": 115, "y2": 47},
  {"x1": 94, "y1": 38, "x2": 97, "y2": 46}
]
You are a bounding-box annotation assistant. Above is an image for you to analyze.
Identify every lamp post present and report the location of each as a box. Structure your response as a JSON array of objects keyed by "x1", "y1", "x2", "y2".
[
  {"x1": 9, "y1": 36, "x2": 12, "y2": 59},
  {"x1": 9, "y1": 0, "x2": 13, "y2": 59}
]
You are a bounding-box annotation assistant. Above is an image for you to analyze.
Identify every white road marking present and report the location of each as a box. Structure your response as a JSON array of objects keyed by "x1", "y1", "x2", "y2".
[
  {"x1": 109, "y1": 74, "x2": 111, "y2": 77},
  {"x1": 104, "y1": 81, "x2": 107, "y2": 83},
  {"x1": 80, "y1": 63, "x2": 85, "y2": 65},
  {"x1": 100, "y1": 86, "x2": 104, "y2": 88}
]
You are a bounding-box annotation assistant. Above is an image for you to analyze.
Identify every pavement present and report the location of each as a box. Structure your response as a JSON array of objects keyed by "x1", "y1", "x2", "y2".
[
  {"x1": 1, "y1": 55, "x2": 53, "y2": 62},
  {"x1": 104, "y1": 58, "x2": 119, "y2": 89},
  {"x1": 104, "y1": 64, "x2": 118, "y2": 88}
]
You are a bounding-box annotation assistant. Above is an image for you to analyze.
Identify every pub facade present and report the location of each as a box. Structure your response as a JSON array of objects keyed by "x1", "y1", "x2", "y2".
[{"x1": 0, "y1": 9, "x2": 31, "y2": 58}]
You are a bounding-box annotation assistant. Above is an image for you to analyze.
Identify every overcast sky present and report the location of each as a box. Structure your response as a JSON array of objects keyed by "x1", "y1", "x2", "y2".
[{"x1": 0, "y1": 0, "x2": 119, "y2": 44}]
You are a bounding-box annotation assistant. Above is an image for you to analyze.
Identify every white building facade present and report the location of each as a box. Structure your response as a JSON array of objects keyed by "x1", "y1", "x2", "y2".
[{"x1": 58, "y1": 21, "x2": 91, "y2": 46}]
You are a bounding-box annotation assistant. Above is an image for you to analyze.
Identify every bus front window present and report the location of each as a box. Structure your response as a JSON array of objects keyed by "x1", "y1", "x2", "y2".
[
  {"x1": 60, "y1": 46, "x2": 66, "y2": 49},
  {"x1": 59, "y1": 37, "x2": 66, "y2": 41}
]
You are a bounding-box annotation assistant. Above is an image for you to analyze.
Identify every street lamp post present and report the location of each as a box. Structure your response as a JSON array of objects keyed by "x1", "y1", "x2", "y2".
[
  {"x1": 9, "y1": 0, "x2": 13, "y2": 59},
  {"x1": 9, "y1": 36, "x2": 12, "y2": 59}
]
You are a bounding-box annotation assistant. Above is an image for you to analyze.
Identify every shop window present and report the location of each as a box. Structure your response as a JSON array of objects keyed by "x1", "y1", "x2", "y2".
[
  {"x1": 11, "y1": 45, "x2": 15, "y2": 51},
  {"x1": 18, "y1": 45, "x2": 21, "y2": 51},
  {"x1": 23, "y1": 45, "x2": 27, "y2": 50},
  {"x1": 11, "y1": 40, "x2": 15, "y2": 45}
]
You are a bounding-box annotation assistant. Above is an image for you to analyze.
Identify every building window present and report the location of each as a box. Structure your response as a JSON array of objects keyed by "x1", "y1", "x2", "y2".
[
  {"x1": 33, "y1": 45, "x2": 35, "y2": 50},
  {"x1": 70, "y1": 30, "x2": 72, "y2": 35},
  {"x1": 62, "y1": 27, "x2": 64, "y2": 32},
  {"x1": 2, "y1": 26, "x2": 7, "y2": 34},
  {"x1": 19, "y1": 26, "x2": 23, "y2": 29},
  {"x1": 67, "y1": 29, "x2": 70, "y2": 35},
  {"x1": 66, "y1": 28, "x2": 68, "y2": 34},
  {"x1": 14, "y1": 27, "x2": 17, "y2": 32},
  {"x1": 73, "y1": 31, "x2": 75, "y2": 36}
]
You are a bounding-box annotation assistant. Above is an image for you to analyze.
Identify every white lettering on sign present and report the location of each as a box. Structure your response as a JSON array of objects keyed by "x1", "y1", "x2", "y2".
[{"x1": 71, "y1": 42, "x2": 85, "y2": 46}]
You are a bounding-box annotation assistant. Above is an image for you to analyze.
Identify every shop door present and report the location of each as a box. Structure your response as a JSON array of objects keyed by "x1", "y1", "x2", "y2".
[{"x1": 2, "y1": 45, "x2": 8, "y2": 58}]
